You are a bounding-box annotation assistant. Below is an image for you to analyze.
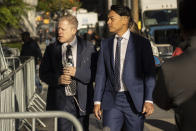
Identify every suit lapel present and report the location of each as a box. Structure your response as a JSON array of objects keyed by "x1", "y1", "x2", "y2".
[
  {"x1": 76, "y1": 37, "x2": 84, "y2": 67},
  {"x1": 56, "y1": 42, "x2": 63, "y2": 62},
  {"x1": 53, "y1": 42, "x2": 63, "y2": 72},
  {"x1": 123, "y1": 32, "x2": 135, "y2": 73},
  {"x1": 109, "y1": 36, "x2": 115, "y2": 71}
]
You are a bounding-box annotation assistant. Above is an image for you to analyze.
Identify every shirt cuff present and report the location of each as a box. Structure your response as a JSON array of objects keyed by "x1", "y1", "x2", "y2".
[
  {"x1": 94, "y1": 101, "x2": 152, "y2": 105},
  {"x1": 145, "y1": 100, "x2": 153, "y2": 104},
  {"x1": 94, "y1": 101, "x2": 101, "y2": 105}
]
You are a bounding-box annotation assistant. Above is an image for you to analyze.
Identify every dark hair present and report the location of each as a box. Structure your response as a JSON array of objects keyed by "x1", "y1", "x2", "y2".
[
  {"x1": 111, "y1": 5, "x2": 131, "y2": 17},
  {"x1": 129, "y1": 21, "x2": 141, "y2": 35},
  {"x1": 21, "y1": 31, "x2": 30, "y2": 38},
  {"x1": 179, "y1": 0, "x2": 196, "y2": 33},
  {"x1": 111, "y1": 5, "x2": 132, "y2": 26}
]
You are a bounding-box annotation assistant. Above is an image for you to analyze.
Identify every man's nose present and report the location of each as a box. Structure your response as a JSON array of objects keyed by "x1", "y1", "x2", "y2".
[
  {"x1": 107, "y1": 19, "x2": 111, "y2": 25},
  {"x1": 58, "y1": 30, "x2": 62, "y2": 34}
]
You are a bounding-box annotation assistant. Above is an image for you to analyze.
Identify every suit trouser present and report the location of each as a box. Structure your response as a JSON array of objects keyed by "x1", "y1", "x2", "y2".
[
  {"x1": 56, "y1": 88, "x2": 89, "y2": 131},
  {"x1": 103, "y1": 92, "x2": 144, "y2": 131}
]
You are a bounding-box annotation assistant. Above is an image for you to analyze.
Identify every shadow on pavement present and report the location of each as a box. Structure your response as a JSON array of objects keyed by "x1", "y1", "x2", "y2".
[{"x1": 145, "y1": 119, "x2": 177, "y2": 131}]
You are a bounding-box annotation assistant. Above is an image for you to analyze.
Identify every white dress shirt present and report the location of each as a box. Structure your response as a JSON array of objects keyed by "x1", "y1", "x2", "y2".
[
  {"x1": 62, "y1": 36, "x2": 77, "y2": 67},
  {"x1": 114, "y1": 29, "x2": 130, "y2": 92}
]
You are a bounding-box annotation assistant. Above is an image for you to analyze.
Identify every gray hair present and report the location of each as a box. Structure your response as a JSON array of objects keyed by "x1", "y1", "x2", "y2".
[{"x1": 58, "y1": 14, "x2": 78, "y2": 29}]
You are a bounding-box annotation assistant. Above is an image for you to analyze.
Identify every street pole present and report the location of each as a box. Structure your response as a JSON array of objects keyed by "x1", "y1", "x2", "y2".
[{"x1": 131, "y1": 0, "x2": 139, "y2": 23}]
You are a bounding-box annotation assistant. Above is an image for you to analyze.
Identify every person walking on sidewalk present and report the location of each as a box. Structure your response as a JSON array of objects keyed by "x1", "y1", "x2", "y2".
[
  {"x1": 20, "y1": 31, "x2": 43, "y2": 93},
  {"x1": 94, "y1": 5, "x2": 156, "y2": 131},
  {"x1": 39, "y1": 14, "x2": 96, "y2": 131}
]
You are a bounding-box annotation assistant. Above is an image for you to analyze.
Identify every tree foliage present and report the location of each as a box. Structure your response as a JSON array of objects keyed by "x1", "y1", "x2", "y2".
[
  {"x1": 0, "y1": 0, "x2": 31, "y2": 30},
  {"x1": 37, "y1": 0, "x2": 81, "y2": 13}
]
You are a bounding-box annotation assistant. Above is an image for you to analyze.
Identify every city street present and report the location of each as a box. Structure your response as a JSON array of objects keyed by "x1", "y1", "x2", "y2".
[{"x1": 0, "y1": 0, "x2": 191, "y2": 131}]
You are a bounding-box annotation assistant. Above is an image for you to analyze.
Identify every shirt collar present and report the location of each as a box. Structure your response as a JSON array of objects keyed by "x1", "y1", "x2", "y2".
[
  {"x1": 63, "y1": 36, "x2": 77, "y2": 47},
  {"x1": 115, "y1": 29, "x2": 130, "y2": 40}
]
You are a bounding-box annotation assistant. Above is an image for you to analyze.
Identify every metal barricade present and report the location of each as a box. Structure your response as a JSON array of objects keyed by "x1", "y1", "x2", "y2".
[
  {"x1": 27, "y1": 93, "x2": 46, "y2": 128},
  {"x1": 5, "y1": 57, "x2": 21, "y2": 71},
  {"x1": 0, "y1": 44, "x2": 66, "y2": 131},
  {"x1": 0, "y1": 111, "x2": 83, "y2": 131},
  {"x1": 0, "y1": 57, "x2": 37, "y2": 130},
  {"x1": 0, "y1": 43, "x2": 11, "y2": 80},
  {"x1": 0, "y1": 42, "x2": 15, "y2": 130}
]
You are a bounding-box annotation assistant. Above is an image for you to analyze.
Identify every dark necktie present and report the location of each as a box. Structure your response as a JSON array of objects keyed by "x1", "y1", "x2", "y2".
[
  {"x1": 64, "y1": 45, "x2": 85, "y2": 112},
  {"x1": 114, "y1": 37, "x2": 122, "y2": 91},
  {"x1": 64, "y1": 45, "x2": 76, "y2": 96}
]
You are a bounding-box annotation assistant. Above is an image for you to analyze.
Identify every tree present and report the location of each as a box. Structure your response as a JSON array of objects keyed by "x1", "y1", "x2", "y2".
[
  {"x1": 0, "y1": 0, "x2": 31, "y2": 31},
  {"x1": 37, "y1": 0, "x2": 81, "y2": 14},
  {"x1": 36, "y1": 0, "x2": 51, "y2": 12}
]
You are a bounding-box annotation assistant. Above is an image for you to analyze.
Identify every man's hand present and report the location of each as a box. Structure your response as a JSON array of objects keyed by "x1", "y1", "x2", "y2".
[
  {"x1": 94, "y1": 104, "x2": 102, "y2": 120},
  {"x1": 142, "y1": 102, "x2": 154, "y2": 117},
  {"x1": 64, "y1": 67, "x2": 76, "y2": 77},
  {"x1": 58, "y1": 74, "x2": 71, "y2": 85}
]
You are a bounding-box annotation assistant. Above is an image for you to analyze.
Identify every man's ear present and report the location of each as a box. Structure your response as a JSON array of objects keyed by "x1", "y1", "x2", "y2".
[
  {"x1": 72, "y1": 27, "x2": 77, "y2": 35},
  {"x1": 122, "y1": 16, "x2": 129, "y2": 25}
]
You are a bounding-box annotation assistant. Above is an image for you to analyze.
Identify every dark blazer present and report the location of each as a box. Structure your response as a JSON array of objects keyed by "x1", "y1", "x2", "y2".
[
  {"x1": 20, "y1": 38, "x2": 42, "y2": 65},
  {"x1": 94, "y1": 32, "x2": 156, "y2": 112},
  {"x1": 39, "y1": 36, "x2": 96, "y2": 115},
  {"x1": 154, "y1": 36, "x2": 196, "y2": 130}
]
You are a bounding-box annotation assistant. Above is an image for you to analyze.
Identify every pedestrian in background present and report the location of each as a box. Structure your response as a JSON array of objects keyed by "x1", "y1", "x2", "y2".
[
  {"x1": 45, "y1": 29, "x2": 50, "y2": 46},
  {"x1": 83, "y1": 28, "x2": 101, "y2": 51},
  {"x1": 39, "y1": 14, "x2": 97, "y2": 131},
  {"x1": 20, "y1": 31, "x2": 43, "y2": 93},
  {"x1": 38, "y1": 29, "x2": 43, "y2": 44},
  {"x1": 154, "y1": 0, "x2": 196, "y2": 130},
  {"x1": 94, "y1": 5, "x2": 156, "y2": 131},
  {"x1": 172, "y1": 31, "x2": 190, "y2": 57}
]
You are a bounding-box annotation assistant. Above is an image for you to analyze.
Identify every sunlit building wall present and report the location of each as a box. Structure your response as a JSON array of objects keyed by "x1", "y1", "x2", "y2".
[{"x1": 22, "y1": 0, "x2": 38, "y2": 37}]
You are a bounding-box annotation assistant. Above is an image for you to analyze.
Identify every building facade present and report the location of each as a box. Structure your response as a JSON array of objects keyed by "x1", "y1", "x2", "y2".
[{"x1": 22, "y1": 0, "x2": 38, "y2": 36}]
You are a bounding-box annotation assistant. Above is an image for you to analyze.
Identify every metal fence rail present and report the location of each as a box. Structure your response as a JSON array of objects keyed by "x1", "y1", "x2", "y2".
[
  {"x1": 0, "y1": 111, "x2": 83, "y2": 131},
  {"x1": 0, "y1": 57, "x2": 36, "y2": 112},
  {"x1": 0, "y1": 56, "x2": 36, "y2": 130},
  {"x1": 0, "y1": 45, "x2": 83, "y2": 131},
  {"x1": 0, "y1": 43, "x2": 10, "y2": 80},
  {"x1": 6, "y1": 57, "x2": 21, "y2": 71}
]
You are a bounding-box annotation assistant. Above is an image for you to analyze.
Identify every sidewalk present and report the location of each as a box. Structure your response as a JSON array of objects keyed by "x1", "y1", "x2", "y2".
[{"x1": 37, "y1": 84, "x2": 176, "y2": 131}]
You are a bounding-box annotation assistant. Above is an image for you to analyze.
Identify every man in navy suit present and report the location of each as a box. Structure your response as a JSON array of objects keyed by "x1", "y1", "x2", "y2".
[
  {"x1": 39, "y1": 14, "x2": 96, "y2": 131},
  {"x1": 94, "y1": 5, "x2": 156, "y2": 131}
]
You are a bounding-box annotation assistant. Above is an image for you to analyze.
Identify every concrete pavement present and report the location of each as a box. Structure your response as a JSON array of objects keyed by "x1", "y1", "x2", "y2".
[{"x1": 38, "y1": 84, "x2": 177, "y2": 131}]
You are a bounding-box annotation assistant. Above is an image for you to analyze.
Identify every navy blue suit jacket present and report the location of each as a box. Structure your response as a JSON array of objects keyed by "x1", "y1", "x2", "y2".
[
  {"x1": 94, "y1": 32, "x2": 156, "y2": 112},
  {"x1": 39, "y1": 36, "x2": 97, "y2": 115}
]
